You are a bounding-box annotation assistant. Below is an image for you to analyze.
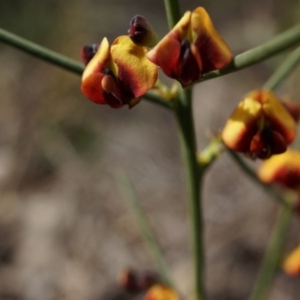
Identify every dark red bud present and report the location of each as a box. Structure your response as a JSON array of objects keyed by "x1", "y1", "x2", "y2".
[
  {"x1": 81, "y1": 44, "x2": 99, "y2": 65},
  {"x1": 118, "y1": 268, "x2": 140, "y2": 294},
  {"x1": 128, "y1": 15, "x2": 157, "y2": 47}
]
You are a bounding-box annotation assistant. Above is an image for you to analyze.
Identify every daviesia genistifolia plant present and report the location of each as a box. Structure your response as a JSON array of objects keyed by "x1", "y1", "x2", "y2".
[{"x1": 1, "y1": 1, "x2": 300, "y2": 299}]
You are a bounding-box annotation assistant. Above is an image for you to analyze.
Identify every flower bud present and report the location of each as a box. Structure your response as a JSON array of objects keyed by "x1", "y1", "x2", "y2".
[
  {"x1": 118, "y1": 268, "x2": 139, "y2": 293},
  {"x1": 128, "y1": 15, "x2": 157, "y2": 47},
  {"x1": 81, "y1": 43, "x2": 99, "y2": 65}
]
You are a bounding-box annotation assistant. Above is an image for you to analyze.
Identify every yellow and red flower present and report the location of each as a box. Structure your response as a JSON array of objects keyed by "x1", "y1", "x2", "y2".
[
  {"x1": 283, "y1": 245, "x2": 300, "y2": 277},
  {"x1": 258, "y1": 149, "x2": 300, "y2": 191},
  {"x1": 146, "y1": 7, "x2": 233, "y2": 87},
  {"x1": 145, "y1": 285, "x2": 179, "y2": 300},
  {"x1": 222, "y1": 90, "x2": 297, "y2": 159},
  {"x1": 81, "y1": 36, "x2": 158, "y2": 108}
]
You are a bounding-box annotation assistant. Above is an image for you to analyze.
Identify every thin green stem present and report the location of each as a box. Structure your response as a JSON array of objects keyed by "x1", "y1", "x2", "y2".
[
  {"x1": 249, "y1": 204, "x2": 293, "y2": 300},
  {"x1": 163, "y1": 0, "x2": 181, "y2": 29},
  {"x1": 0, "y1": 27, "x2": 84, "y2": 75},
  {"x1": 202, "y1": 23, "x2": 300, "y2": 82},
  {"x1": 226, "y1": 149, "x2": 289, "y2": 207},
  {"x1": 117, "y1": 170, "x2": 173, "y2": 287},
  {"x1": 263, "y1": 46, "x2": 300, "y2": 90},
  {"x1": 175, "y1": 87, "x2": 205, "y2": 300}
]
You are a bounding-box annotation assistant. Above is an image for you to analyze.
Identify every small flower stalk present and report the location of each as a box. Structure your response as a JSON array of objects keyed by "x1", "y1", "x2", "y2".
[
  {"x1": 147, "y1": 7, "x2": 233, "y2": 87},
  {"x1": 222, "y1": 90, "x2": 297, "y2": 159},
  {"x1": 81, "y1": 36, "x2": 158, "y2": 108}
]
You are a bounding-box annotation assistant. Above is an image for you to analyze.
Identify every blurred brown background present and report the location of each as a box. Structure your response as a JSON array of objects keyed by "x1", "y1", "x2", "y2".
[{"x1": 0, "y1": 0, "x2": 300, "y2": 299}]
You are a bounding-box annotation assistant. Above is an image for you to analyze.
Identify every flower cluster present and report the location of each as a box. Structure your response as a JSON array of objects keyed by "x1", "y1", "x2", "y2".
[{"x1": 80, "y1": 7, "x2": 233, "y2": 108}]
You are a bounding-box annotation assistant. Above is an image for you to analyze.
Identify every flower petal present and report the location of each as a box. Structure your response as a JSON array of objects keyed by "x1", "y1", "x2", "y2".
[
  {"x1": 258, "y1": 150, "x2": 300, "y2": 190},
  {"x1": 146, "y1": 36, "x2": 181, "y2": 79},
  {"x1": 222, "y1": 95, "x2": 262, "y2": 151},
  {"x1": 250, "y1": 129, "x2": 287, "y2": 159},
  {"x1": 146, "y1": 11, "x2": 191, "y2": 79},
  {"x1": 82, "y1": 37, "x2": 112, "y2": 81},
  {"x1": 283, "y1": 245, "x2": 300, "y2": 277},
  {"x1": 191, "y1": 7, "x2": 233, "y2": 73},
  {"x1": 81, "y1": 72, "x2": 107, "y2": 104},
  {"x1": 111, "y1": 36, "x2": 158, "y2": 98},
  {"x1": 101, "y1": 75, "x2": 123, "y2": 108},
  {"x1": 145, "y1": 285, "x2": 179, "y2": 300},
  {"x1": 260, "y1": 91, "x2": 297, "y2": 144}
]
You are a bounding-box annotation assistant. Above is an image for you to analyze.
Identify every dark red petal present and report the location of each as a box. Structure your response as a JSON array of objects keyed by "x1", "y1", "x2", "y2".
[
  {"x1": 250, "y1": 128, "x2": 287, "y2": 159},
  {"x1": 270, "y1": 130, "x2": 287, "y2": 155},
  {"x1": 176, "y1": 39, "x2": 201, "y2": 87}
]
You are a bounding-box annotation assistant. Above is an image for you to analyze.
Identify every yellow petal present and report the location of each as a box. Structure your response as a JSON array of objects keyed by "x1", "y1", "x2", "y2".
[
  {"x1": 258, "y1": 149, "x2": 300, "y2": 186},
  {"x1": 145, "y1": 285, "x2": 179, "y2": 300},
  {"x1": 170, "y1": 11, "x2": 192, "y2": 41},
  {"x1": 82, "y1": 37, "x2": 112, "y2": 81},
  {"x1": 191, "y1": 7, "x2": 233, "y2": 73},
  {"x1": 222, "y1": 94, "x2": 262, "y2": 151},
  {"x1": 283, "y1": 245, "x2": 300, "y2": 277},
  {"x1": 111, "y1": 35, "x2": 158, "y2": 98},
  {"x1": 260, "y1": 90, "x2": 297, "y2": 144}
]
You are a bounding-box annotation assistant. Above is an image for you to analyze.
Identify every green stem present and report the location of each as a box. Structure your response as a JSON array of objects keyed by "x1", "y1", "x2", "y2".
[
  {"x1": 202, "y1": 23, "x2": 300, "y2": 82},
  {"x1": 175, "y1": 87, "x2": 205, "y2": 300},
  {"x1": 263, "y1": 46, "x2": 300, "y2": 90},
  {"x1": 117, "y1": 171, "x2": 173, "y2": 287},
  {"x1": 249, "y1": 204, "x2": 293, "y2": 300},
  {"x1": 163, "y1": 0, "x2": 181, "y2": 29},
  {"x1": 0, "y1": 27, "x2": 84, "y2": 75},
  {"x1": 226, "y1": 149, "x2": 289, "y2": 207}
]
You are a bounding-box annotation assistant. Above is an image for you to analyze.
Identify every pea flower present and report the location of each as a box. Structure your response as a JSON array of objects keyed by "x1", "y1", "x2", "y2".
[
  {"x1": 258, "y1": 149, "x2": 300, "y2": 191},
  {"x1": 145, "y1": 285, "x2": 179, "y2": 300},
  {"x1": 81, "y1": 36, "x2": 158, "y2": 108},
  {"x1": 146, "y1": 7, "x2": 233, "y2": 87},
  {"x1": 222, "y1": 90, "x2": 297, "y2": 159},
  {"x1": 283, "y1": 245, "x2": 300, "y2": 277}
]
